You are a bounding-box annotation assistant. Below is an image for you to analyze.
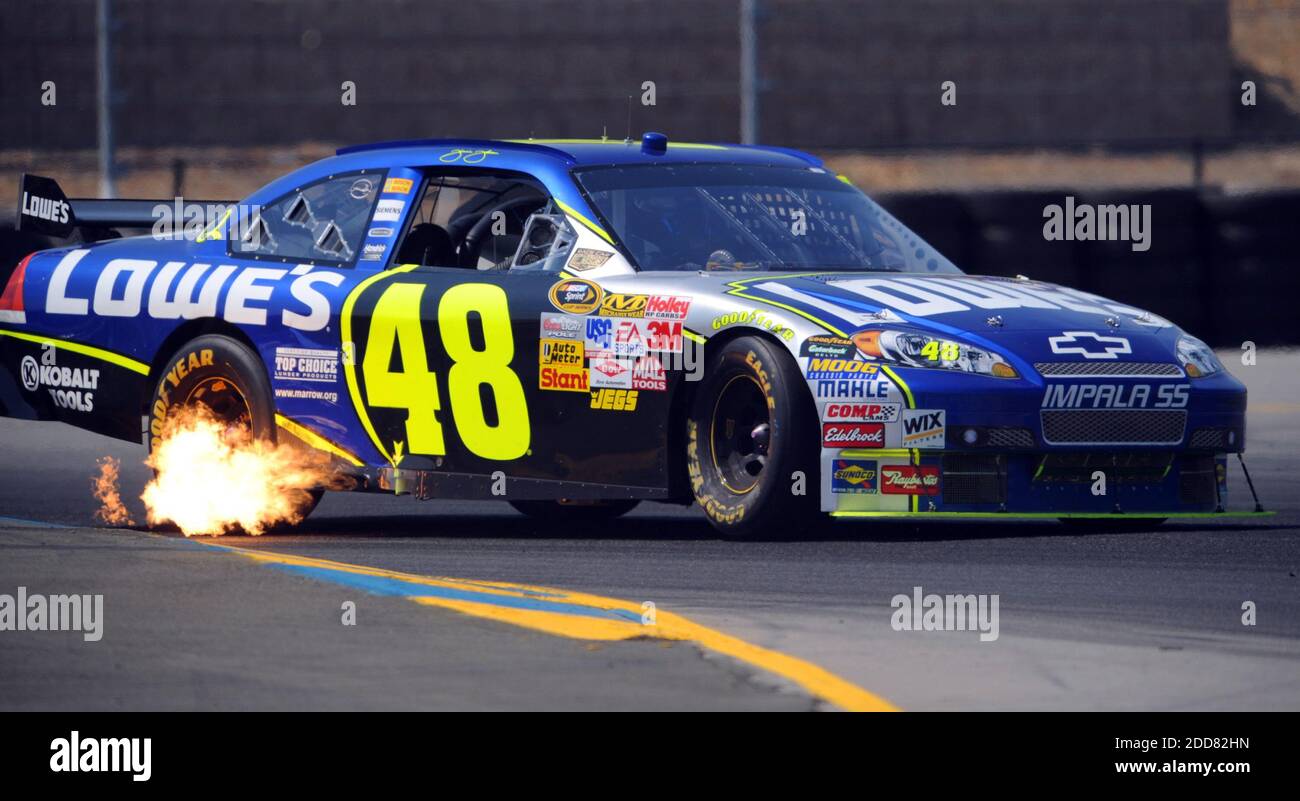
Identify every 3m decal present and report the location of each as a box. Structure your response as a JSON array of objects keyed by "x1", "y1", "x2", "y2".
[
  {"x1": 823, "y1": 422, "x2": 885, "y2": 448},
  {"x1": 274, "y1": 347, "x2": 340, "y2": 384},
  {"x1": 880, "y1": 465, "x2": 940, "y2": 495},
  {"x1": 358, "y1": 281, "x2": 530, "y2": 461},
  {"x1": 900, "y1": 409, "x2": 945, "y2": 449},
  {"x1": 831, "y1": 459, "x2": 878, "y2": 494},
  {"x1": 549, "y1": 278, "x2": 602, "y2": 314}
]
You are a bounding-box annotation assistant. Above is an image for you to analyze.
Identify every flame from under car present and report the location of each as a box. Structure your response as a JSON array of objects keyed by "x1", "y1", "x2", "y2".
[
  {"x1": 92, "y1": 456, "x2": 135, "y2": 526},
  {"x1": 135, "y1": 405, "x2": 336, "y2": 537}
]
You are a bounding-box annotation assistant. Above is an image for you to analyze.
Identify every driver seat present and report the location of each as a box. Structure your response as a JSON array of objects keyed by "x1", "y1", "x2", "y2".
[{"x1": 395, "y1": 223, "x2": 456, "y2": 267}]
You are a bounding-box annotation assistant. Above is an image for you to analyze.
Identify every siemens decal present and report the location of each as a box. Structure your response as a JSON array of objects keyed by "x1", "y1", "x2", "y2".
[
  {"x1": 1042, "y1": 383, "x2": 1189, "y2": 409},
  {"x1": 42, "y1": 249, "x2": 342, "y2": 331}
]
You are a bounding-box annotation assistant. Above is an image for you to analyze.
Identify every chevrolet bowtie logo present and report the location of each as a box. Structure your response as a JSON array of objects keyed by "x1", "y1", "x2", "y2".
[{"x1": 1048, "y1": 330, "x2": 1132, "y2": 360}]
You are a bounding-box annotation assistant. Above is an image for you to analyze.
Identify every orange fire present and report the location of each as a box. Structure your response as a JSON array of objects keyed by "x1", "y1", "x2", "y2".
[
  {"x1": 136, "y1": 405, "x2": 337, "y2": 537},
  {"x1": 92, "y1": 456, "x2": 135, "y2": 526}
]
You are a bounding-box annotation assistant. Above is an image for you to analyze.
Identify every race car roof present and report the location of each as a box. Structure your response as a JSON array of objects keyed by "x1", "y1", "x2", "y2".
[
  {"x1": 334, "y1": 137, "x2": 823, "y2": 169},
  {"x1": 244, "y1": 136, "x2": 825, "y2": 209}
]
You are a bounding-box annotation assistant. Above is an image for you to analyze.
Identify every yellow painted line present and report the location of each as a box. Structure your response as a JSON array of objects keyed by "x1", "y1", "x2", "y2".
[
  {"x1": 683, "y1": 328, "x2": 706, "y2": 345},
  {"x1": 555, "y1": 199, "x2": 615, "y2": 245},
  {"x1": 209, "y1": 542, "x2": 897, "y2": 712},
  {"x1": 275, "y1": 413, "x2": 364, "y2": 467},
  {"x1": 0, "y1": 328, "x2": 149, "y2": 375}
]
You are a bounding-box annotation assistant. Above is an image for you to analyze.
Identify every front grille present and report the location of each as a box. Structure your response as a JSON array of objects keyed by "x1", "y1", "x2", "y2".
[
  {"x1": 1179, "y1": 455, "x2": 1217, "y2": 504},
  {"x1": 1041, "y1": 410, "x2": 1186, "y2": 445},
  {"x1": 1032, "y1": 452, "x2": 1173, "y2": 484},
  {"x1": 1189, "y1": 428, "x2": 1232, "y2": 450},
  {"x1": 1034, "y1": 362, "x2": 1183, "y2": 378},
  {"x1": 942, "y1": 454, "x2": 1006, "y2": 504},
  {"x1": 984, "y1": 427, "x2": 1036, "y2": 448}
]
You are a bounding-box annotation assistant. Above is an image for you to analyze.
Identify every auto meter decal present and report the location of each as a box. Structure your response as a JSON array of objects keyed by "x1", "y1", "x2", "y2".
[
  {"x1": 880, "y1": 465, "x2": 940, "y2": 495},
  {"x1": 549, "y1": 278, "x2": 603, "y2": 314}
]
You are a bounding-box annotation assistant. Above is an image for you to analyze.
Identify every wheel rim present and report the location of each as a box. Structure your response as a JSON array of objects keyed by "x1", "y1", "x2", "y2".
[
  {"x1": 709, "y1": 375, "x2": 771, "y2": 495},
  {"x1": 183, "y1": 376, "x2": 251, "y2": 435}
]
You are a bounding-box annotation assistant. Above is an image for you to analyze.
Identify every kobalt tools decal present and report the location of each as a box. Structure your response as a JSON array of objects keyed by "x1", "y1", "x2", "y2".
[{"x1": 21, "y1": 345, "x2": 100, "y2": 412}]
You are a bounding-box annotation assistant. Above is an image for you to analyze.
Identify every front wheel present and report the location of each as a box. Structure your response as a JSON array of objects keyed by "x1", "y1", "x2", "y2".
[{"x1": 686, "y1": 336, "x2": 819, "y2": 540}]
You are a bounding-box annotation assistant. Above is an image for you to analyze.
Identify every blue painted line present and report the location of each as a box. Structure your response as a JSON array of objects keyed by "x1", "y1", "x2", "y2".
[{"x1": 263, "y1": 561, "x2": 644, "y2": 623}]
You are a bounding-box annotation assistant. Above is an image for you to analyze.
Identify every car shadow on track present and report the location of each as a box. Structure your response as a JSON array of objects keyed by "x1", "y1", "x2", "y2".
[{"x1": 175, "y1": 508, "x2": 1290, "y2": 544}]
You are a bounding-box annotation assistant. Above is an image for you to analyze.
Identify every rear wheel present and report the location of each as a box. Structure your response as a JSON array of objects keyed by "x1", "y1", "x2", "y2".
[
  {"x1": 148, "y1": 335, "x2": 322, "y2": 528},
  {"x1": 686, "y1": 335, "x2": 819, "y2": 540}
]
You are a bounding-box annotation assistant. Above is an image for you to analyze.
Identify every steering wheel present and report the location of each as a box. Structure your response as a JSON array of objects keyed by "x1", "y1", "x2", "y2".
[{"x1": 461, "y1": 195, "x2": 546, "y2": 266}]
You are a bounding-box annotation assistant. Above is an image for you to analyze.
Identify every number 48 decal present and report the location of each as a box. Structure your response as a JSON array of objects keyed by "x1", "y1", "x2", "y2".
[{"x1": 360, "y1": 282, "x2": 530, "y2": 461}]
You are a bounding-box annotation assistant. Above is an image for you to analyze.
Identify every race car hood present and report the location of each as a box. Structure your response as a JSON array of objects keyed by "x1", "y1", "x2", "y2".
[{"x1": 732, "y1": 272, "x2": 1185, "y2": 362}]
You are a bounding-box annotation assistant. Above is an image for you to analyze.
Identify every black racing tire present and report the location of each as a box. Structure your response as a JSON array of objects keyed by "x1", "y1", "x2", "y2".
[
  {"x1": 509, "y1": 499, "x2": 640, "y2": 522},
  {"x1": 147, "y1": 334, "x2": 321, "y2": 528},
  {"x1": 686, "y1": 335, "x2": 820, "y2": 540}
]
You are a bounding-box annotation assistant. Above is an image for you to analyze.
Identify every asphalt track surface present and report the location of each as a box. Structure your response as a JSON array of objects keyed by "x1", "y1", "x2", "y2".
[{"x1": 1, "y1": 350, "x2": 1297, "y2": 711}]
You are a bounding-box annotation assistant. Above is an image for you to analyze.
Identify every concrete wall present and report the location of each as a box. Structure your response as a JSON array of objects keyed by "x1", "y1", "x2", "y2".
[{"x1": 1, "y1": 0, "x2": 1234, "y2": 150}]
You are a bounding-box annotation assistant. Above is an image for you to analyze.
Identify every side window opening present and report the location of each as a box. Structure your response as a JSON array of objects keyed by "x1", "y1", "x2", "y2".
[
  {"x1": 394, "y1": 170, "x2": 570, "y2": 271},
  {"x1": 233, "y1": 171, "x2": 380, "y2": 265}
]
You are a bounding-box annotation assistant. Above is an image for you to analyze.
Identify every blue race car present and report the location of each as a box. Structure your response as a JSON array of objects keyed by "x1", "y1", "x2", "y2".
[{"x1": 0, "y1": 134, "x2": 1257, "y2": 538}]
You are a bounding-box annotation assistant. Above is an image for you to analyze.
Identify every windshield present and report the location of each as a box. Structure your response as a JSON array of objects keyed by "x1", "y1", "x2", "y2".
[{"x1": 574, "y1": 164, "x2": 961, "y2": 274}]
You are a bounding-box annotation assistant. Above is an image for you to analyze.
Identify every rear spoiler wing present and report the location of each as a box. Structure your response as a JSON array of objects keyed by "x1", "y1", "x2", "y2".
[{"x1": 16, "y1": 173, "x2": 236, "y2": 238}]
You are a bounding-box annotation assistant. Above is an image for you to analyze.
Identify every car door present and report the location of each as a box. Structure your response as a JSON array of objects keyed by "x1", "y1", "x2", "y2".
[{"x1": 340, "y1": 265, "x2": 670, "y2": 493}]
